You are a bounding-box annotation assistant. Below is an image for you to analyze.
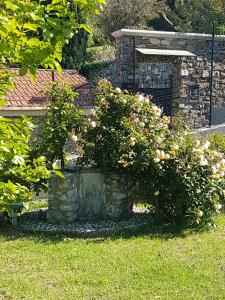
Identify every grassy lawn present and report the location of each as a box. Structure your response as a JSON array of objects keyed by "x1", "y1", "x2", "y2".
[{"x1": 0, "y1": 215, "x2": 225, "y2": 300}]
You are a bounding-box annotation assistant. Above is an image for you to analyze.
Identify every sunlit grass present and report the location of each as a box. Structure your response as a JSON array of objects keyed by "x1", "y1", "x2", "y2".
[{"x1": 0, "y1": 215, "x2": 225, "y2": 299}]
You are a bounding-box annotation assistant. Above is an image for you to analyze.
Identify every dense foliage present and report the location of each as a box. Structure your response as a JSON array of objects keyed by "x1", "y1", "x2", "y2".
[
  {"x1": 84, "y1": 80, "x2": 171, "y2": 171},
  {"x1": 62, "y1": 6, "x2": 88, "y2": 71},
  {"x1": 168, "y1": 0, "x2": 225, "y2": 34},
  {"x1": 0, "y1": 0, "x2": 105, "y2": 103},
  {"x1": 84, "y1": 81, "x2": 225, "y2": 228},
  {"x1": 0, "y1": 117, "x2": 53, "y2": 215},
  {"x1": 0, "y1": 0, "x2": 104, "y2": 217},
  {"x1": 32, "y1": 82, "x2": 84, "y2": 170},
  {"x1": 93, "y1": 0, "x2": 166, "y2": 42}
]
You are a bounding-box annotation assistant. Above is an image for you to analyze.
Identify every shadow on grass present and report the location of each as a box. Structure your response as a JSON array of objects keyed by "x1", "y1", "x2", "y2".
[{"x1": 0, "y1": 215, "x2": 200, "y2": 244}]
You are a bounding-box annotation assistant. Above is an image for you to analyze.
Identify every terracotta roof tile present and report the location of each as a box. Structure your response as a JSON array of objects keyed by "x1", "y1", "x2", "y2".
[{"x1": 5, "y1": 69, "x2": 93, "y2": 108}]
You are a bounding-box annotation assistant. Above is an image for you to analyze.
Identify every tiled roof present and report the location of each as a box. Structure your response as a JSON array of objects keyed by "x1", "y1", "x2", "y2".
[{"x1": 5, "y1": 69, "x2": 93, "y2": 108}]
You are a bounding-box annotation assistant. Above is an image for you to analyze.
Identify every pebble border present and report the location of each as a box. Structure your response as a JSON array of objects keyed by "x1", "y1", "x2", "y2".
[{"x1": 19, "y1": 209, "x2": 150, "y2": 237}]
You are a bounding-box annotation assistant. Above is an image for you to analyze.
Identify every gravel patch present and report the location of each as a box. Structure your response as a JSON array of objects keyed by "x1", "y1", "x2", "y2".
[{"x1": 19, "y1": 208, "x2": 150, "y2": 237}]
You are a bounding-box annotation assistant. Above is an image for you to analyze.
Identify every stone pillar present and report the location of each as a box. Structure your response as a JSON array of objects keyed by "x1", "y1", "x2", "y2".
[
  {"x1": 103, "y1": 173, "x2": 133, "y2": 219},
  {"x1": 47, "y1": 173, "x2": 79, "y2": 224}
]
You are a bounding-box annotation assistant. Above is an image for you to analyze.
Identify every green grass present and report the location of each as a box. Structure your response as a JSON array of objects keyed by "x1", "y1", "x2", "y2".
[{"x1": 0, "y1": 216, "x2": 225, "y2": 300}]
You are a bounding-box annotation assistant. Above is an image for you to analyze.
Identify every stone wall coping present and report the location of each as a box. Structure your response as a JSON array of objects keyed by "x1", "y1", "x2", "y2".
[
  {"x1": 112, "y1": 29, "x2": 225, "y2": 41},
  {"x1": 191, "y1": 123, "x2": 225, "y2": 136}
]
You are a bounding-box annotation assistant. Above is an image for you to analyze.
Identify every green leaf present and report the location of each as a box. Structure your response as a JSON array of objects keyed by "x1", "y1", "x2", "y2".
[
  {"x1": 27, "y1": 38, "x2": 40, "y2": 47},
  {"x1": 5, "y1": 1, "x2": 18, "y2": 11},
  {"x1": 19, "y1": 66, "x2": 28, "y2": 76},
  {"x1": 54, "y1": 61, "x2": 62, "y2": 73},
  {"x1": 23, "y1": 23, "x2": 38, "y2": 32},
  {"x1": 52, "y1": 0, "x2": 62, "y2": 4},
  {"x1": 53, "y1": 170, "x2": 65, "y2": 179}
]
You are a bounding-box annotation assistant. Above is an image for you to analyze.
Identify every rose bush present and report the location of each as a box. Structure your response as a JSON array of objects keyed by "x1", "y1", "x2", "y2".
[
  {"x1": 31, "y1": 82, "x2": 84, "y2": 170},
  {"x1": 83, "y1": 80, "x2": 225, "y2": 228},
  {"x1": 83, "y1": 79, "x2": 171, "y2": 172},
  {"x1": 150, "y1": 137, "x2": 225, "y2": 227}
]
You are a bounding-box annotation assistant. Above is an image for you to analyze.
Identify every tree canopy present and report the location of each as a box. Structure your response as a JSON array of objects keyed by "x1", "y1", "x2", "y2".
[
  {"x1": 62, "y1": 6, "x2": 88, "y2": 71},
  {"x1": 0, "y1": 0, "x2": 105, "y2": 103},
  {"x1": 0, "y1": 0, "x2": 105, "y2": 215},
  {"x1": 168, "y1": 0, "x2": 225, "y2": 34},
  {"x1": 93, "y1": 0, "x2": 167, "y2": 42}
]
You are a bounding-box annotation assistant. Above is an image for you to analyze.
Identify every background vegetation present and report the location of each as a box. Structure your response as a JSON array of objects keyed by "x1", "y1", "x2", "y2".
[{"x1": 169, "y1": 0, "x2": 225, "y2": 34}]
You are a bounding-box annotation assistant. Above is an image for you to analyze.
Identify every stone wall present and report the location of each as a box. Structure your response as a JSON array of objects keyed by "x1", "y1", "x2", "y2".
[
  {"x1": 112, "y1": 30, "x2": 225, "y2": 127},
  {"x1": 82, "y1": 60, "x2": 116, "y2": 86},
  {"x1": 47, "y1": 169, "x2": 133, "y2": 224}
]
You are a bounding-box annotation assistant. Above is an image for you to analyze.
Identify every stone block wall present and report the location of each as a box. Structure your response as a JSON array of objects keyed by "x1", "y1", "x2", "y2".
[
  {"x1": 112, "y1": 30, "x2": 225, "y2": 127},
  {"x1": 82, "y1": 60, "x2": 116, "y2": 86},
  {"x1": 47, "y1": 169, "x2": 133, "y2": 224}
]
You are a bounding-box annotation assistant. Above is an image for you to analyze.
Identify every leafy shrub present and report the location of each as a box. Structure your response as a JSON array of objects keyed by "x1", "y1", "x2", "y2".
[
  {"x1": 149, "y1": 136, "x2": 225, "y2": 227},
  {"x1": 86, "y1": 46, "x2": 116, "y2": 64},
  {"x1": 83, "y1": 81, "x2": 225, "y2": 228},
  {"x1": 0, "y1": 117, "x2": 52, "y2": 216},
  {"x1": 83, "y1": 79, "x2": 171, "y2": 172},
  {"x1": 210, "y1": 133, "x2": 225, "y2": 154},
  {"x1": 32, "y1": 82, "x2": 84, "y2": 170}
]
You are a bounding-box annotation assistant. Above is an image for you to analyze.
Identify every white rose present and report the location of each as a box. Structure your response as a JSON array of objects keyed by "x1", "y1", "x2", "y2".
[
  {"x1": 215, "y1": 204, "x2": 222, "y2": 210},
  {"x1": 144, "y1": 97, "x2": 150, "y2": 105},
  {"x1": 152, "y1": 105, "x2": 161, "y2": 117},
  {"x1": 164, "y1": 153, "x2": 170, "y2": 160},
  {"x1": 156, "y1": 149, "x2": 161, "y2": 157},
  {"x1": 154, "y1": 158, "x2": 160, "y2": 163},
  {"x1": 213, "y1": 151, "x2": 223, "y2": 160},
  {"x1": 115, "y1": 87, "x2": 122, "y2": 94},
  {"x1": 199, "y1": 155, "x2": 208, "y2": 166},
  {"x1": 196, "y1": 210, "x2": 204, "y2": 218},
  {"x1": 172, "y1": 144, "x2": 179, "y2": 151},
  {"x1": 196, "y1": 140, "x2": 201, "y2": 147},
  {"x1": 159, "y1": 150, "x2": 165, "y2": 160},
  {"x1": 212, "y1": 166, "x2": 218, "y2": 174},
  {"x1": 90, "y1": 121, "x2": 96, "y2": 128},
  {"x1": 203, "y1": 140, "x2": 210, "y2": 149},
  {"x1": 129, "y1": 137, "x2": 136, "y2": 147},
  {"x1": 90, "y1": 109, "x2": 97, "y2": 117},
  {"x1": 70, "y1": 134, "x2": 78, "y2": 143},
  {"x1": 137, "y1": 94, "x2": 144, "y2": 102},
  {"x1": 154, "y1": 191, "x2": 160, "y2": 196}
]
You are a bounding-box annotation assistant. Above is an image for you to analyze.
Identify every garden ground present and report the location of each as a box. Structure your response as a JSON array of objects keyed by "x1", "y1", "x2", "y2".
[{"x1": 0, "y1": 214, "x2": 225, "y2": 300}]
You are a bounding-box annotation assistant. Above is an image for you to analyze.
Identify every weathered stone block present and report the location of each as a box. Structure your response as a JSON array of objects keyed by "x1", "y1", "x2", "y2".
[{"x1": 47, "y1": 170, "x2": 133, "y2": 224}]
